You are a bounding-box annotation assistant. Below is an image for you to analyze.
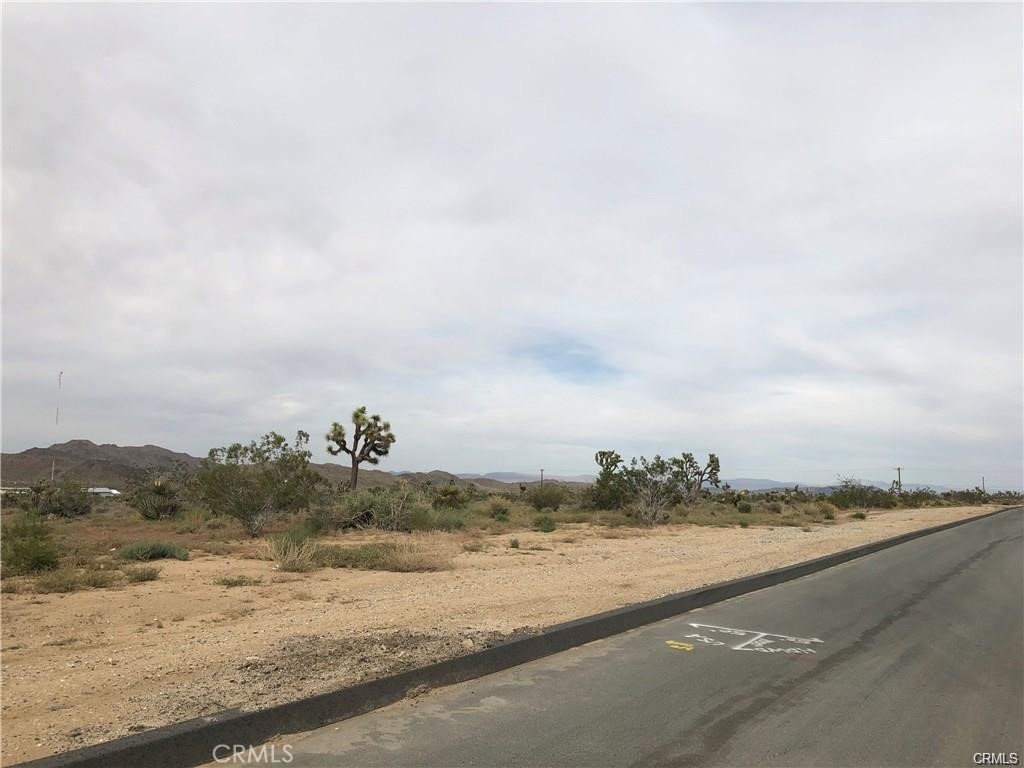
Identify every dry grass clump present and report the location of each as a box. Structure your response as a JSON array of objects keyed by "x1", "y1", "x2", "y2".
[
  {"x1": 123, "y1": 566, "x2": 161, "y2": 583},
  {"x1": 265, "y1": 537, "x2": 320, "y2": 573},
  {"x1": 313, "y1": 542, "x2": 451, "y2": 572},
  {"x1": 214, "y1": 574, "x2": 262, "y2": 587}
]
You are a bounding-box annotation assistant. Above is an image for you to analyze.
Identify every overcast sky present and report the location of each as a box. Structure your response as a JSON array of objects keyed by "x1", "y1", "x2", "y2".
[{"x1": 3, "y1": 3, "x2": 1021, "y2": 489}]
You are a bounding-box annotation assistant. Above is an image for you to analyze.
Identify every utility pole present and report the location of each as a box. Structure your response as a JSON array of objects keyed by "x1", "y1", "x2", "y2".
[
  {"x1": 982, "y1": 476, "x2": 986, "y2": 494},
  {"x1": 540, "y1": 469, "x2": 544, "y2": 487},
  {"x1": 51, "y1": 371, "x2": 63, "y2": 482}
]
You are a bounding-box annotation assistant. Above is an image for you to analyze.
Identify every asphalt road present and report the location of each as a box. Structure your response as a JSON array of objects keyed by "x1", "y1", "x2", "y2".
[{"x1": 278, "y1": 509, "x2": 1023, "y2": 768}]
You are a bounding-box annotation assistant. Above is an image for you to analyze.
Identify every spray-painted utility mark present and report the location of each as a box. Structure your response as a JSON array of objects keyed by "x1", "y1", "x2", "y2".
[
  {"x1": 670, "y1": 623, "x2": 823, "y2": 655},
  {"x1": 665, "y1": 640, "x2": 694, "y2": 652}
]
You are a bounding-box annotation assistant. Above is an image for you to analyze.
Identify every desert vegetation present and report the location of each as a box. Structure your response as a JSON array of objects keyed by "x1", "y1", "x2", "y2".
[{"x1": 2, "y1": 420, "x2": 1020, "y2": 597}]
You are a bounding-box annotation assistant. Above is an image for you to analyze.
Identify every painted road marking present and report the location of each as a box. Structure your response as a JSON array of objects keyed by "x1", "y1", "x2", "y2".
[
  {"x1": 671, "y1": 623, "x2": 823, "y2": 655},
  {"x1": 665, "y1": 640, "x2": 694, "y2": 652}
]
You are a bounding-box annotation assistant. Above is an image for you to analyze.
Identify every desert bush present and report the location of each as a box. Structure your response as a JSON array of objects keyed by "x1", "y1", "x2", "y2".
[
  {"x1": 130, "y1": 477, "x2": 182, "y2": 520},
  {"x1": 338, "y1": 483, "x2": 428, "y2": 531},
  {"x1": 739, "y1": 519, "x2": 750, "y2": 528},
  {"x1": 117, "y1": 541, "x2": 190, "y2": 562},
  {"x1": 621, "y1": 456, "x2": 677, "y2": 525},
  {"x1": 25, "y1": 480, "x2": 91, "y2": 518},
  {"x1": 124, "y1": 566, "x2": 161, "y2": 583},
  {"x1": 851, "y1": 511, "x2": 867, "y2": 520},
  {"x1": 214, "y1": 574, "x2": 261, "y2": 587},
  {"x1": 34, "y1": 568, "x2": 84, "y2": 593},
  {"x1": 815, "y1": 500, "x2": 838, "y2": 520},
  {"x1": 431, "y1": 481, "x2": 471, "y2": 510},
  {"x1": 830, "y1": 478, "x2": 893, "y2": 510},
  {"x1": 737, "y1": 501, "x2": 752, "y2": 514},
  {"x1": 1, "y1": 512, "x2": 60, "y2": 576},
  {"x1": 509, "y1": 538, "x2": 520, "y2": 549},
  {"x1": 313, "y1": 542, "x2": 449, "y2": 572},
  {"x1": 34, "y1": 569, "x2": 82, "y2": 593},
  {"x1": 192, "y1": 431, "x2": 323, "y2": 537},
  {"x1": 431, "y1": 510, "x2": 465, "y2": 531},
  {"x1": 80, "y1": 568, "x2": 119, "y2": 588},
  {"x1": 525, "y1": 484, "x2": 566, "y2": 512},
  {"x1": 0, "y1": 578, "x2": 27, "y2": 593},
  {"x1": 176, "y1": 507, "x2": 207, "y2": 533},
  {"x1": 487, "y1": 498, "x2": 511, "y2": 519},
  {"x1": 532, "y1": 515, "x2": 557, "y2": 533}
]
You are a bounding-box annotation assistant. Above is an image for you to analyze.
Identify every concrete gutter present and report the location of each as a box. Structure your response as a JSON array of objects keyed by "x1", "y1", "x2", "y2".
[{"x1": 13, "y1": 506, "x2": 1020, "y2": 768}]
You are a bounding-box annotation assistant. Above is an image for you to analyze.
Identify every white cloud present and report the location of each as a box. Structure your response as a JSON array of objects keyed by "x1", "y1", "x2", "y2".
[{"x1": 3, "y1": 3, "x2": 1021, "y2": 489}]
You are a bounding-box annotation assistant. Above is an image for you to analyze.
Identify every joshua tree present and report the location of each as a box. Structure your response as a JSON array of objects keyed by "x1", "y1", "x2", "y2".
[{"x1": 326, "y1": 407, "x2": 396, "y2": 489}]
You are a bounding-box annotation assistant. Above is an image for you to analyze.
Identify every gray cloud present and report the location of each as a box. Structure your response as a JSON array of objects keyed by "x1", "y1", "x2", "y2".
[{"x1": 3, "y1": 3, "x2": 1021, "y2": 489}]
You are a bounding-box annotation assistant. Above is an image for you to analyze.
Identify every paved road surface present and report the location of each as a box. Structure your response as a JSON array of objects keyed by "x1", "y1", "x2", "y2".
[{"x1": 278, "y1": 509, "x2": 1023, "y2": 767}]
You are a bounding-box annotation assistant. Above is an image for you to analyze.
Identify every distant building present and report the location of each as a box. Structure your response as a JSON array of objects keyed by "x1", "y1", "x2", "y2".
[{"x1": 86, "y1": 487, "x2": 121, "y2": 496}]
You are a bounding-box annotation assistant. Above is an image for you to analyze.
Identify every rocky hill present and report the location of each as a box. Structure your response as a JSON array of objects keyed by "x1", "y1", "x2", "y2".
[{"x1": 0, "y1": 440, "x2": 516, "y2": 492}]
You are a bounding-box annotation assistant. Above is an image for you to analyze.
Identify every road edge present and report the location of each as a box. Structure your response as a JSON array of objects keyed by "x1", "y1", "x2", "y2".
[{"x1": 13, "y1": 505, "x2": 1021, "y2": 768}]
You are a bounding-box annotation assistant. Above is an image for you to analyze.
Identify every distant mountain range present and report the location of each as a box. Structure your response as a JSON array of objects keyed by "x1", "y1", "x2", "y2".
[
  {"x1": 0, "y1": 440, "x2": 947, "y2": 494},
  {"x1": 452, "y1": 472, "x2": 598, "y2": 484},
  {"x1": 0, "y1": 440, "x2": 538, "y2": 492}
]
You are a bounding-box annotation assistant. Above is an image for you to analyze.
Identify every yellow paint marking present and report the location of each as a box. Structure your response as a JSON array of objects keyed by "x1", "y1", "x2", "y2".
[{"x1": 665, "y1": 640, "x2": 694, "y2": 652}]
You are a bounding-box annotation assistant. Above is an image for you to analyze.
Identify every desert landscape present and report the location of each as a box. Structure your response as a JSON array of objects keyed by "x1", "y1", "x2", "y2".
[{"x1": 0, "y1": 500, "x2": 1006, "y2": 764}]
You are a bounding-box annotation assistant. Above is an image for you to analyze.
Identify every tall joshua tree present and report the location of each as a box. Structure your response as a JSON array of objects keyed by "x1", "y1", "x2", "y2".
[{"x1": 326, "y1": 407, "x2": 396, "y2": 489}]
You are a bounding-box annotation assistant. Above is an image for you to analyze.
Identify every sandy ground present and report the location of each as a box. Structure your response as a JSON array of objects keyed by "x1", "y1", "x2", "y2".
[{"x1": 0, "y1": 505, "x2": 1003, "y2": 764}]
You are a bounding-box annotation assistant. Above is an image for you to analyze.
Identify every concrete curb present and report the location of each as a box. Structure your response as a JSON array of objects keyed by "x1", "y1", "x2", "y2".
[{"x1": 14, "y1": 505, "x2": 1020, "y2": 768}]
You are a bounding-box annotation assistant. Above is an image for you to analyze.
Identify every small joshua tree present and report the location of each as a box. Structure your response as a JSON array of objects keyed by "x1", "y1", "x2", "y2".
[{"x1": 326, "y1": 407, "x2": 396, "y2": 490}]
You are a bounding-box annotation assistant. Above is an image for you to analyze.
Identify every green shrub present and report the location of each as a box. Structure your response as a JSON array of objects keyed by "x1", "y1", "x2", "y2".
[
  {"x1": 533, "y1": 515, "x2": 557, "y2": 533},
  {"x1": 338, "y1": 484, "x2": 427, "y2": 531},
  {"x1": 525, "y1": 484, "x2": 566, "y2": 512},
  {"x1": 409, "y1": 506, "x2": 434, "y2": 531},
  {"x1": 1, "y1": 512, "x2": 60, "y2": 576},
  {"x1": 124, "y1": 566, "x2": 161, "y2": 583},
  {"x1": 487, "y1": 498, "x2": 511, "y2": 522},
  {"x1": 509, "y1": 538, "x2": 520, "y2": 549},
  {"x1": 130, "y1": 478, "x2": 182, "y2": 521},
  {"x1": 738, "y1": 519, "x2": 750, "y2": 528},
  {"x1": 737, "y1": 501, "x2": 752, "y2": 514},
  {"x1": 117, "y1": 541, "x2": 190, "y2": 562},
  {"x1": 431, "y1": 482, "x2": 470, "y2": 510},
  {"x1": 26, "y1": 480, "x2": 92, "y2": 518},
  {"x1": 406, "y1": 507, "x2": 465, "y2": 532},
  {"x1": 851, "y1": 511, "x2": 867, "y2": 520},
  {"x1": 431, "y1": 510, "x2": 465, "y2": 531}
]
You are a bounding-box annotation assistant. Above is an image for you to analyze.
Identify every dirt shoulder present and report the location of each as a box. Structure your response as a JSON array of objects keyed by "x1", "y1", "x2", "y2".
[{"x1": 0, "y1": 505, "x2": 1005, "y2": 763}]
